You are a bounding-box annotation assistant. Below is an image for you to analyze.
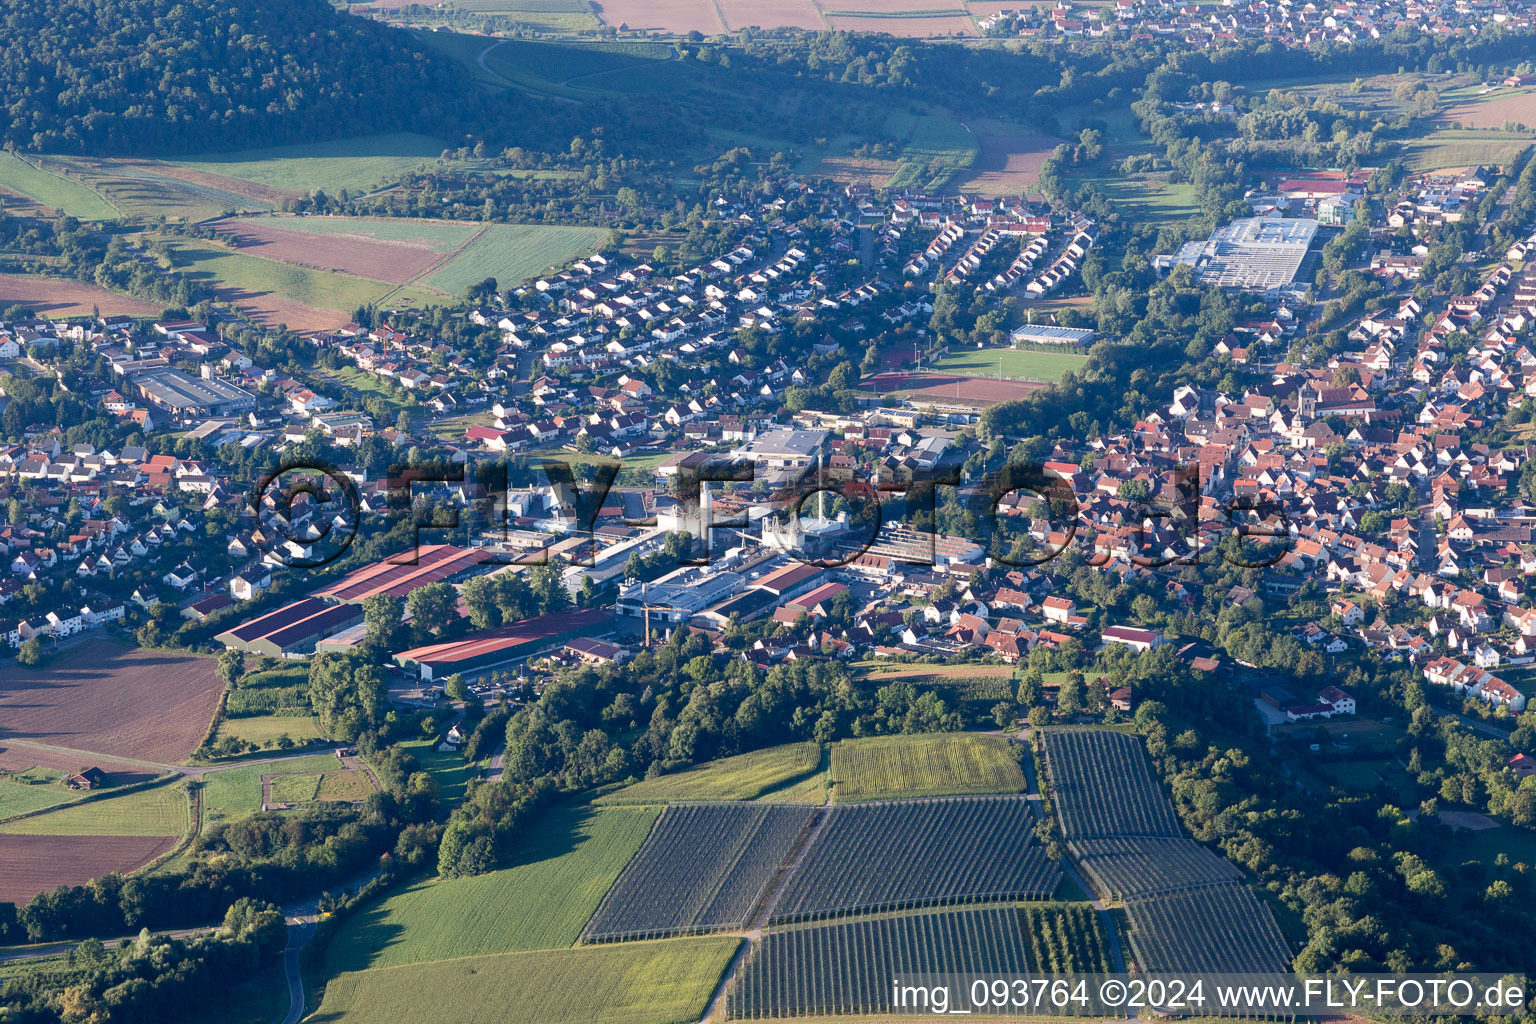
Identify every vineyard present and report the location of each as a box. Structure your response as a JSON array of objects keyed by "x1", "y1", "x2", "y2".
[
  {"x1": 1040, "y1": 729, "x2": 1181, "y2": 839},
  {"x1": 581, "y1": 803, "x2": 814, "y2": 942},
  {"x1": 1068, "y1": 837, "x2": 1241, "y2": 899},
  {"x1": 727, "y1": 905, "x2": 1110, "y2": 1019},
  {"x1": 769, "y1": 796, "x2": 1060, "y2": 923},
  {"x1": 1123, "y1": 885, "x2": 1292, "y2": 973}
]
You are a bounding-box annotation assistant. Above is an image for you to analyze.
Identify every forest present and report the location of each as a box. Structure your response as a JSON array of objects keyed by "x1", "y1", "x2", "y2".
[{"x1": 0, "y1": 0, "x2": 477, "y2": 153}]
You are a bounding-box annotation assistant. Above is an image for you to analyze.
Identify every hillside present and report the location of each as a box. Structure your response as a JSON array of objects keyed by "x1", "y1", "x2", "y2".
[{"x1": 0, "y1": 0, "x2": 476, "y2": 154}]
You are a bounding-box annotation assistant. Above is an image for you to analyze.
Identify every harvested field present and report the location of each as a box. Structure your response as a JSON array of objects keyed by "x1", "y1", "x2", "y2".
[
  {"x1": 720, "y1": 0, "x2": 825, "y2": 29},
  {"x1": 0, "y1": 273, "x2": 160, "y2": 318},
  {"x1": 210, "y1": 218, "x2": 450, "y2": 285},
  {"x1": 0, "y1": 641, "x2": 223, "y2": 764},
  {"x1": 592, "y1": 0, "x2": 724, "y2": 33},
  {"x1": 821, "y1": 0, "x2": 970, "y2": 10},
  {"x1": 959, "y1": 134, "x2": 1059, "y2": 194},
  {"x1": 823, "y1": 13, "x2": 978, "y2": 34},
  {"x1": 1438, "y1": 89, "x2": 1536, "y2": 130},
  {"x1": 0, "y1": 834, "x2": 177, "y2": 905},
  {"x1": 807, "y1": 155, "x2": 902, "y2": 186}
]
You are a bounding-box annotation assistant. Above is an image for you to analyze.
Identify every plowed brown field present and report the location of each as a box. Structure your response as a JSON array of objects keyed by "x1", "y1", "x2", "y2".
[
  {"x1": 0, "y1": 274, "x2": 161, "y2": 318},
  {"x1": 0, "y1": 834, "x2": 176, "y2": 905},
  {"x1": 0, "y1": 642, "x2": 223, "y2": 764},
  {"x1": 210, "y1": 219, "x2": 446, "y2": 284}
]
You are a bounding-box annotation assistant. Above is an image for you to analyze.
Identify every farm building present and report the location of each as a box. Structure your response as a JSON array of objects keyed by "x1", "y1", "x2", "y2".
[
  {"x1": 214, "y1": 597, "x2": 363, "y2": 657},
  {"x1": 393, "y1": 608, "x2": 613, "y2": 680}
]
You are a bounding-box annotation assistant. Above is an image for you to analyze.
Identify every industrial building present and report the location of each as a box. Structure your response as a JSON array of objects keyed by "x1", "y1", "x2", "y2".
[
  {"x1": 131, "y1": 367, "x2": 256, "y2": 421},
  {"x1": 393, "y1": 608, "x2": 613, "y2": 680},
  {"x1": 314, "y1": 544, "x2": 492, "y2": 603},
  {"x1": 616, "y1": 566, "x2": 744, "y2": 626},
  {"x1": 1155, "y1": 216, "x2": 1318, "y2": 295},
  {"x1": 213, "y1": 598, "x2": 363, "y2": 658}
]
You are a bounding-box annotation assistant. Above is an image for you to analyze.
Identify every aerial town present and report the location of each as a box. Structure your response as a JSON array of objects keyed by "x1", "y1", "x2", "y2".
[{"x1": 4, "y1": 4, "x2": 1536, "y2": 1024}]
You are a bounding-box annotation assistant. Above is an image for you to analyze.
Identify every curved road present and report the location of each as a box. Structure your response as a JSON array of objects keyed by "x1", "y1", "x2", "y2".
[{"x1": 281, "y1": 902, "x2": 320, "y2": 1024}]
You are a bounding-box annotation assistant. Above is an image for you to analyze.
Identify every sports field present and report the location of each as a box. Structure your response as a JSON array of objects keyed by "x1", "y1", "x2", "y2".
[
  {"x1": 597, "y1": 741, "x2": 823, "y2": 804},
  {"x1": 421, "y1": 223, "x2": 607, "y2": 294},
  {"x1": 929, "y1": 345, "x2": 1089, "y2": 382},
  {"x1": 829, "y1": 733, "x2": 1026, "y2": 801},
  {"x1": 316, "y1": 938, "x2": 739, "y2": 1024},
  {"x1": 0, "y1": 152, "x2": 120, "y2": 220},
  {"x1": 326, "y1": 804, "x2": 661, "y2": 972},
  {"x1": 171, "y1": 133, "x2": 446, "y2": 194}
]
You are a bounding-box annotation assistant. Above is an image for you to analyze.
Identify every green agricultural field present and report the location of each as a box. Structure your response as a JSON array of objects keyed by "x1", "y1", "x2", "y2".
[
  {"x1": 830, "y1": 733, "x2": 1026, "y2": 802},
  {"x1": 326, "y1": 804, "x2": 660, "y2": 972},
  {"x1": 887, "y1": 112, "x2": 978, "y2": 192},
  {"x1": 422, "y1": 223, "x2": 606, "y2": 294},
  {"x1": 0, "y1": 152, "x2": 120, "y2": 220},
  {"x1": 165, "y1": 239, "x2": 394, "y2": 314},
  {"x1": 0, "y1": 782, "x2": 188, "y2": 837},
  {"x1": 0, "y1": 771, "x2": 82, "y2": 820},
  {"x1": 213, "y1": 714, "x2": 323, "y2": 748},
  {"x1": 171, "y1": 133, "x2": 446, "y2": 194},
  {"x1": 240, "y1": 215, "x2": 478, "y2": 252},
  {"x1": 1403, "y1": 130, "x2": 1534, "y2": 171},
  {"x1": 598, "y1": 742, "x2": 823, "y2": 804},
  {"x1": 317, "y1": 938, "x2": 739, "y2": 1024},
  {"x1": 199, "y1": 754, "x2": 343, "y2": 821},
  {"x1": 929, "y1": 345, "x2": 1089, "y2": 382}
]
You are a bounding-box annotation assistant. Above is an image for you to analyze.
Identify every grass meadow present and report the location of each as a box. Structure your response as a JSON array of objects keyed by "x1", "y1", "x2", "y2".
[
  {"x1": 325, "y1": 803, "x2": 660, "y2": 972},
  {"x1": 0, "y1": 152, "x2": 121, "y2": 220},
  {"x1": 172, "y1": 133, "x2": 446, "y2": 194},
  {"x1": 0, "y1": 771, "x2": 86, "y2": 820},
  {"x1": 315, "y1": 937, "x2": 739, "y2": 1024},
  {"x1": 598, "y1": 742, "x2": 823, "y2": 804},
  {"x1": 212, "y1": 714, "x2": 324, "y2": 748},
  {"x1": 0, "y1": 782, "x2": 188, "y2": 837},
  {"x1": 165, "y1": 238, "x2": 395, "y2": 313},
  {"x1": 829, "y1": 733, "x2": 1026, "y2": 801},
  {"x1": 199, "y1": 754, "x2": 343, "y2": 821}
]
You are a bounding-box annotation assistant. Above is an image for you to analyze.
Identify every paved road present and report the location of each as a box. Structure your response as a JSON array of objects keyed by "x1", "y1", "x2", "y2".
[{"x1": 281, "y1": 901, "x2": 320, "y2": 1024}]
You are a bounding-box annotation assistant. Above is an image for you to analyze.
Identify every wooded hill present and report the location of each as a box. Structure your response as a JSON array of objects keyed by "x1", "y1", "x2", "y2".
[{"x1": 0, "y1": 0, "x2": 477, "y2": 154}]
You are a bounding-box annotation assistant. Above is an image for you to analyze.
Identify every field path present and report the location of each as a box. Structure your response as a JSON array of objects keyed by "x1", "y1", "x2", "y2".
[{"x1": 475, "y1": 39, "x2": 514, "y2": 86}]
